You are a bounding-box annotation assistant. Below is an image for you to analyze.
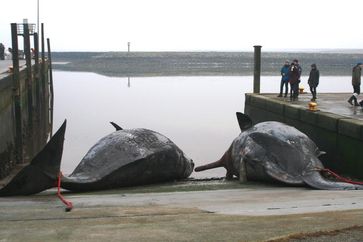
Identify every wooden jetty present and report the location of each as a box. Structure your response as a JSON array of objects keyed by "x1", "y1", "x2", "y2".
[{"x1": 0, "y1": 22, "x2": 53, "y2": 180}]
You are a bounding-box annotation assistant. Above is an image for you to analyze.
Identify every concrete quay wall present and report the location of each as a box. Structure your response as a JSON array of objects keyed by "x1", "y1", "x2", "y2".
[
  {"x1": 244, "y1": 93, "x2": 363, "y2": 179},
  {"x1": 0, "y1": 73, "x2": 16, "y2": 176},
  {"x1": 0, "y1": 65, "x2": 51, "y2": 179}
]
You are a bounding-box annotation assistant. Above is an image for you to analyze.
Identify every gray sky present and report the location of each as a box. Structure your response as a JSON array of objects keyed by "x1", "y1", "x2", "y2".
[{"x1": 1, "y1": 0, "x2": 363, "y2": 52}]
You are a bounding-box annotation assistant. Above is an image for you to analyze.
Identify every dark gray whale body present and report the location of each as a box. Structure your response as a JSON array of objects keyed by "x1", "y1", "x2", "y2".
[
  {"x1": 195, "y1": 112, "x2": 363, "y2": 190},
  {"x1": 0, "y1": 121, "x2": 194, "y2": 195},
  {"x1": 61, "y1": 125, "x2": 194, "y2": 192}
]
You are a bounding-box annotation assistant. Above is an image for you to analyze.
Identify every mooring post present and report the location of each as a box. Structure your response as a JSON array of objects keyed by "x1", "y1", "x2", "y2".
[
  {"x1": 47, "y1": 38, "x2": 53, "y2": 97},
  {"x1": 40, "y1": 23, "x2": 45, "y2": 101},
  {"x1": 33, "y1": 32, "x2": 40, "y2": 114},
  {"x1": 253, "y1": 45, "x2": 262, "y2": 94},
  {"x1": 23, "y1": 23, "x2": 33, "y2": 130},
  {"x1": 47, "y1": 38, "x2": 54, "y2": 136},
  {"x1": 11, "y1": 23, "x2": 23, "y2": 163}
]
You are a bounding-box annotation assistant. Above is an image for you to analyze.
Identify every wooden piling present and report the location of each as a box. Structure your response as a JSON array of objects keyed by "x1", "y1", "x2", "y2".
[
  {"x1": 11, "y1": 23, "x2": 23, "y2": 163},
  {"x1": 41, "y1": 23, "x2": 46, "y2": 102},
  {"x1": 47, "y1": 38, "x2": 54, "y2": 136},
  {"x1": 23, "y1": 23, "x2": 33, "y2": 130},
  {"x1": 33, "y1": 32, "x2": 40, "y2": 115},
  {"x1": 253, "y1": 45, "x2": 262, "y2": 94}
]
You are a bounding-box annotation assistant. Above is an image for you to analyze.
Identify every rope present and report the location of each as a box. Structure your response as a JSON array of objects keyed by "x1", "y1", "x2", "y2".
[
  {"x1": 57, "y1": 172, "x2": 73, "y2": 212},
  {"x1": 319, "y1": 168, "x2": 363, "y2": 185}
]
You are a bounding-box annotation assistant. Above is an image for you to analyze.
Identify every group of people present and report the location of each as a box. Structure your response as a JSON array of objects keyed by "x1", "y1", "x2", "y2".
[
  {"x1": 278, "y1": 59, "x2": 363, "y2": 107},
  {"x1": 278, "y1": 59, "x2": 319, "y2": 101},
  {"x1": 0, "y1": 43, "x2": 12, "y2": 60}
]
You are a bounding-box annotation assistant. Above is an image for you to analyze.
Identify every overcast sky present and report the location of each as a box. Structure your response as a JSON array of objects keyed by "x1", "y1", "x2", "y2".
[{"x1": 1, "y1": 0, "x2": 363, "y2": 52}]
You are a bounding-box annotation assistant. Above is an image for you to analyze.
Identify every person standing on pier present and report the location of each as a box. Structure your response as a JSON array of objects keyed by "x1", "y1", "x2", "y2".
[
  {"x1": 348, "y1": 62, "x2": 362, "y2": 106},
  {"x1": 0, "y1": 43, "x2": 4, "y2": 60},
  {"x1": 289, "y1": 59, "x2": 301, "y2": 101},
  {"x1": 278, "y1": 60, "x2": 290, "y2": 97},
  {"x1": 308, "y1": 64, "x2": 319, "y2": 101}
]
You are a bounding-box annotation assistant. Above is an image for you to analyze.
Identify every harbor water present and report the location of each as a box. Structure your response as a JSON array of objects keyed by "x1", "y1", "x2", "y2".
[{"x1": 53, "y1": 71, "x2": 352, "y2": 178}]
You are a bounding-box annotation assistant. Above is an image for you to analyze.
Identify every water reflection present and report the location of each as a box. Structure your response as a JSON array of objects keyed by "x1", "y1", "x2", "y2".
[{"x1": 53, "y1": 71, "x2": 352, "y2": 178}]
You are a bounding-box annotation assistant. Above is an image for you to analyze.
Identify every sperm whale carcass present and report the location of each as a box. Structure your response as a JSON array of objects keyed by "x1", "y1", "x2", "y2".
[
  {"x1": 60, "y1": 122, "x2": 194, "y2": 192},
  {"x1": 0, "y1": 121, "x2": 194, "y2": 195},
  {"x1": 194, "y1": 112, "x2": 363, "y2": 190}
]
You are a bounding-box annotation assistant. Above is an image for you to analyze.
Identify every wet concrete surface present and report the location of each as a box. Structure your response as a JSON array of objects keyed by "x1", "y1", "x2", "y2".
[
  {"x1": 265, "y1": 92, "x2": 363, "y2": 120},
  {"x1": 0, "y1": 181, "x2": 362, "y2": 241},
  {"x1": 0, "y1": 60, "x2": 27, "y2": 81}
]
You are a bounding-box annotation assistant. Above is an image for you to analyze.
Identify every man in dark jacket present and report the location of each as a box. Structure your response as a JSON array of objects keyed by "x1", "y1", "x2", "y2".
[
  {"x1": 0, "y1": 43, "x2": 4, "y2": 60},
  {"x1": 308, "y1": 64, "x2": 319, "y2": 101},
  {"x1": 289, "y1": 59, "x2": 301, "y2": 101},
  {"x1": 278, "y1": 60, "x2": 290, "y2": 97},
  {"x1": 348, "y1": 62, "x2": 362, "y2": 106}
]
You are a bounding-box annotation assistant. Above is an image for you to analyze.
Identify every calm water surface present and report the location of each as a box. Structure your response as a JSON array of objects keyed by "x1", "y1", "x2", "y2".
[{"x1": 53, "y1": 71, "x2": 351, "y2": 178}]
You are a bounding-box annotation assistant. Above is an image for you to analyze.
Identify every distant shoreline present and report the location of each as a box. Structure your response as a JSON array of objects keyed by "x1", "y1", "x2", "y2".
[{"x1": 52, "y1": 51, "x2": 363, "y2": 77}]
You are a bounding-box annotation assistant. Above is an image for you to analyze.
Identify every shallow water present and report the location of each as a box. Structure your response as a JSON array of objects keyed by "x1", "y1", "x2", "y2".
[{"x1": 53, "y1": 71, "x2": 352, "y2": 178}]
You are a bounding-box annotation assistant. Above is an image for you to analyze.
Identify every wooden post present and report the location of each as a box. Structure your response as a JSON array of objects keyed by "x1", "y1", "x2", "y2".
[
  {"x1": 11, "y1": 23, "x2": 23, "y2": 163},
  {"x1": 41, "y1": 23, "x2": 46, "y2": 102},
  {"x1": 23, "y1": 23, "x2": 33, "y2": 129},
  {"x1": 33, "y1": 32, "x2": 40, "y2": 114},
  {"x1": 253, "y1": 45, "x2": 262, "y2": 94},
  {"x1": 47, "y1": 38, "x2": 54, "y2": 136}
]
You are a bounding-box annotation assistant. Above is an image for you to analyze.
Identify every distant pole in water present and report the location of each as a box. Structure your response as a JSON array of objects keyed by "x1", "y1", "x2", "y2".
[
  {"x1": 128, "y1": 42, "x2": 130, "y2": 52},
  {"x1": 253, "y1": 45, "x2": 262, "y2": 94}
]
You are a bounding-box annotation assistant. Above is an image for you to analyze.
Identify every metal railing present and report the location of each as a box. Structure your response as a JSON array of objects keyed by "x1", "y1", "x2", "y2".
[{"x1": 16, "y1": 23, "x2": 36, "y2": 35}]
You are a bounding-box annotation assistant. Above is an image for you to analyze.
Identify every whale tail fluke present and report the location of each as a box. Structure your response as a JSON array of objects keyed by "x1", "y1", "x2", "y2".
[{"x1": 0, "y1": 120, "x2": 66, "y2": 196}]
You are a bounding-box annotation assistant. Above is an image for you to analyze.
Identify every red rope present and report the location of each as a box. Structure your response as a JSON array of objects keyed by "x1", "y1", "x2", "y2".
[
  {"x1": 57, "y1": 172, "x2": 73, "y2": 212},
  {"x1": 320, "y1": 168, "x2": 363, "y2": 185}
]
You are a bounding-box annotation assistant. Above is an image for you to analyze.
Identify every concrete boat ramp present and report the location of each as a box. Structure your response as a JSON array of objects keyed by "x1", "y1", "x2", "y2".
[{"x1": 0, "y1": 181, "x2": 362, "y2": 241}]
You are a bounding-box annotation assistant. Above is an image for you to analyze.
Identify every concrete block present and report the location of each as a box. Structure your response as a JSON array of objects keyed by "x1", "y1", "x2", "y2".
[
  {"x1": 316, "y1": 112, "x2": 342, "y2": 132},
  {"x1": 250, "y1": 94, "x2": 268, "y2": 110},
  {"x1": 299, "y1": 109, "x2": 318, "y2": 125},
  {"x1": 337, "y1": 134, "x2": 363, "y2": 179},
  {"x1": 244, "y1": 93, "x2": 251, "y2": 106},
  {"x1": 338, "y1": 118, "x2": 363, "y2": 140},
  {"x1": 265, "y1": 99, "x2": 285, "y2": 115},
  {"x1": 284, "y1": 104, "x2": 302, "y2": 120},
  {"x1": 283, "y1": 117, "x2": 302, "y2": 130}
]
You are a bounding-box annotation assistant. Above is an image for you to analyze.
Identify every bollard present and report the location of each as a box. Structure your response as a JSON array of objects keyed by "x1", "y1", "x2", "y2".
[{"x1": 253, "y1": 45, "x2": 262, "y2": 94}]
